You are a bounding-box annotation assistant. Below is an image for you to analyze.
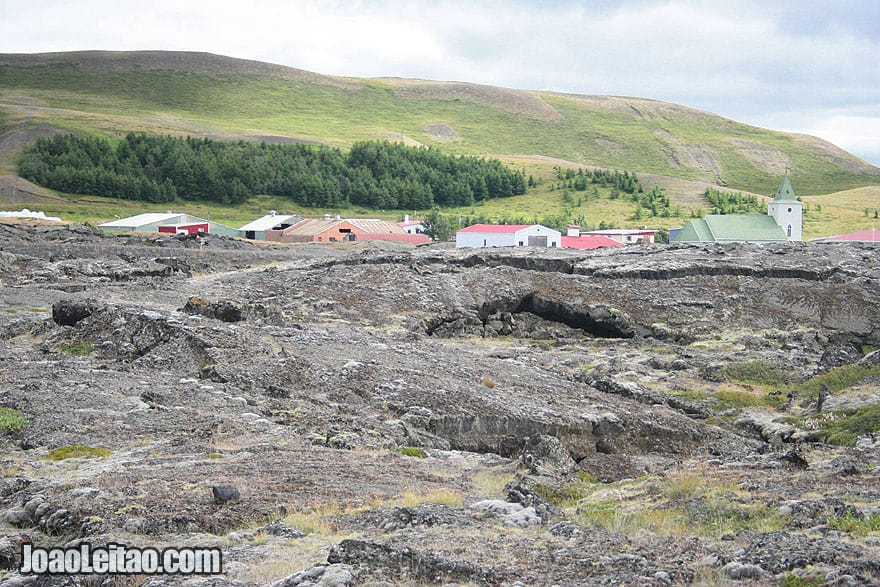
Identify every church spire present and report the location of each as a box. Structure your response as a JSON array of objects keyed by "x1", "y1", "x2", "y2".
[{"x1": 773, "y1": 175, "x2": 798, "y2": 202}]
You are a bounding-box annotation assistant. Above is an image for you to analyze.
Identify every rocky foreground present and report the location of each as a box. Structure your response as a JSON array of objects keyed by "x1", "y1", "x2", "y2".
[{"x1": 0, "y1": 222, "x2": 879, "y2": 586}]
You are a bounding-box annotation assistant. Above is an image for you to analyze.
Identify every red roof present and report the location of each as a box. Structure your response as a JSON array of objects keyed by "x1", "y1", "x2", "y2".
[
  {"x1": 816, "y1": 229, "x2": 880, "y2": 242},
  {"x1": 358, "y1": 233, "x2": 432, "y2": 245},
  {"x1": 458, "y1": 223, "x2": 533, "y2": 234},
  {"x1": 561, "y1": 235, "x2": 624, "y2": 250}
]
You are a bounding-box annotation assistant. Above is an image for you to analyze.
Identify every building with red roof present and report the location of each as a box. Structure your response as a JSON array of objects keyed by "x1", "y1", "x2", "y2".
[
  {"x1": 561, "y1": 235, "x2": 624, "y2": 250},
  {"x1": 811, "y1": 228, "x2": 880, "y2": 243},
  {"x1": 456, "y1": 224, "x2": 561, "y2": 248}
]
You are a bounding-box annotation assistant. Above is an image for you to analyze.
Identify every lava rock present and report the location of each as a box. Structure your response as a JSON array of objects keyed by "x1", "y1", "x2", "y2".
[
  {"x1": 51, "y1": 298, "x2": 98, "y2": 326},
  {"x1": 212, "y1": 485, "x2": 241, "y2": 504}
]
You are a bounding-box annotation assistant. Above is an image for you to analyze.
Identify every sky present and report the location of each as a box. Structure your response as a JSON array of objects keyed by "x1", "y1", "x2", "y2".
[{"x1": 1, "y1": 0, "x2": 879, "y2": 166}]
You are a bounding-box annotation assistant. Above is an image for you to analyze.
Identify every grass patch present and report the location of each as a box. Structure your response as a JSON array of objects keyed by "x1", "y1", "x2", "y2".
[
  {"x1": 820, "y1": 404, "x2": 880, "y2": 446},
  {"x1": 794, "y1": 364, "x2": 880, "y2": 399},
  {"x1": 389, "y1": 488, "x2": 464, "y2": 508},
  {"x1": 827, "y1": 510, "x2": 880, "y2": 537},
  {"x1": 714, "y1": 388, "x2": 780, "y2": 409},
  {"x1": 719, "y1": 361, "x2": 793, "y2": 387},
  {"x1": 0, "y1": 408, "x2": 27, "y2": 433},
  {"x1": 282, "y1": 510, "x2": 338, "y2": 536},
  {"x1": 780, "y1": 575, "x2": 824, "y2": 587},
  {"x1": 395, "y1": 446, "x2": 427, "y2": 458},
  {"x1": 534, "y1": 477, "x2": 596, "y2": 507},
  {"x1": 683, "y1": 495, "x2": 788, "y2": 536},
  {"x1": 58, "y1": 341, "x2": 93, "y2": 356},
  {"x1": 661, "y1": 472, "x2": 707, "y2": 501},
  {"x1": 576, "y1": 495, "x2": 788, "y2": 537},
  {"x1": 45, "y1": 444, "x2": 111, "y2": 460},
  {"x1": 571, "y1": 471, "x2": 786, "y2": 538},
  {"x1": 471, "y1": 470, "x2": 516, "y2": 497}
]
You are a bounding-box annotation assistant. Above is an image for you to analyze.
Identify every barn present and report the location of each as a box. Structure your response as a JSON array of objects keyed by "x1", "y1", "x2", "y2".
[
  {"x1": 238, "y1": 212, "x2": 303, "y2": 241},
  {"x1": 158, "y1": 222, "x2": 209, "y2": 235},
  {"x1": 455, "y1": 224, "x2": 561, "y2": 248},
  {"x1": 98, "y1": 212, "x2": 239, "y2": 237}
]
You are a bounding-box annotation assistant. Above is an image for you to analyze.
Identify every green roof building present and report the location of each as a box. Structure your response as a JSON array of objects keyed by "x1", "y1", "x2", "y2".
[{"x1": 675, "y1": 176, "x2": 802, "y2": 243}]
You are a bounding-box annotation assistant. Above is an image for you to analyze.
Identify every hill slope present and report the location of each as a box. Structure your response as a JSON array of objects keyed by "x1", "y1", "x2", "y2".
[{"x1": 1, "y1": 50, "x2": 879, "y2": 196}]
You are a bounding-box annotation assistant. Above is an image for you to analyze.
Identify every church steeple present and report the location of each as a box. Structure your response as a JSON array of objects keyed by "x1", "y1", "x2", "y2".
[
  {"x1": 773, "y1": 175, "x2": 799, "y2": 203},
  {"x1": 768, "y1": 175, "x2": 802, "y2": 241}
]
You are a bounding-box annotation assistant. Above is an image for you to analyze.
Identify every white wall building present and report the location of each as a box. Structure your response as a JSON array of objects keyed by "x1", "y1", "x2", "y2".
[
  {"x1": 399, "y1": 214, "x2": 425, "y2": 234},
  {"x1": 766, "y1": 176, "x2": 803, "y2": 241},
  {"x1": 456, "y1": 224, "x2": 562, "y2": 248}
]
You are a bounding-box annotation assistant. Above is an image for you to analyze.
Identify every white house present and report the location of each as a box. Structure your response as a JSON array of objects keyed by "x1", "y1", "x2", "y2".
[
  {"x1": 456, "y1": 224, "x2": 562, "y2": 248},
  {"x1": 579, "y1": 228, "x2": 658, "y2": 244},
  {"x1": 399, "y1": 214, "x2": 425, "y2": 235}
]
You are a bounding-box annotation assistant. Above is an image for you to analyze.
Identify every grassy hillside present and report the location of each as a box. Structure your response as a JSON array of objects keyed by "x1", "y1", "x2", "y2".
[
  {"x1": 0, "y1": 51, "x2": 878, "y2": 239},
  {"x1": 1, "y1": 51, "x2": 879, "y2": 198}
]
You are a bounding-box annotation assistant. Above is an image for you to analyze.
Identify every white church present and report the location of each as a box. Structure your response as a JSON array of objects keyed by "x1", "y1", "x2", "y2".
[{"x1": 674, "y1": 176, "x2": 803, "y2": 243}]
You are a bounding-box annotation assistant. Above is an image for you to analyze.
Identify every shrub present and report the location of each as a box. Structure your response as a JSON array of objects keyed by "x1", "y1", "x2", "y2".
[
  {"x1": 661, "y1": 472, "x2": 705, "y2": 501},
  {"x1": 827, "y1": 510, "x2": 880, "y2": 536},
  {"x1": 396, "y1": 447, "x2": 427, "y2": 458},
  {"x1": 59, "y1": 341, "x2": 93, "y2": 356},
  {"x1": 0, "y1": 408, "x2": 27, "y2": 433}
]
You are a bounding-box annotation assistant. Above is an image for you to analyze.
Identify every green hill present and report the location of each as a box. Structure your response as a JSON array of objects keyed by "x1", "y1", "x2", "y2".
[{"x1": 1, "y1": 50, "x2": 879, "y2": 198}]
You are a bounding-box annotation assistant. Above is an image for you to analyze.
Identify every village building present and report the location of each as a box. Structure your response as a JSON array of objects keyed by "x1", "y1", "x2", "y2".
[
  {"x1": 399, "y1": 214, "x2": 425, "y2": 234},
  {"x1": 674, "y1": 176, "x2": 802, "y2": 243},
  {"x1": 238, "y1": 211, "x2": 303, "y2": 240},
  {"x1": 267, "y1": 217, "x2": 430, "y2": 245},
  {"x1": 455, "y1": 224, "x2": 561, "y2": 248},
  {"x1": 811, "y1": 227, "x2": 880, "y2": 244},
  {"x1": 561, "y1": 226, "x2": 624, "y2": 250},
  {"x1": 578, "y1": 227, "x2": 658, "y2": 244},
  {"x1": 98, "y1": 212, "x2": 238, "y2": 236}
]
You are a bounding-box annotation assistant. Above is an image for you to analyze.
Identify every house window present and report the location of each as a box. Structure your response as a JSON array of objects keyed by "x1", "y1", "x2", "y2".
[
  {"x1": 551, "y1": 242, "x2": 556, "y2": 247},
  {"x1": 518, "y1": 241, "x2": 524, "y2": 246},
  {"x1": 484, "y1": 239, "x2": 487, "y2": 246}
]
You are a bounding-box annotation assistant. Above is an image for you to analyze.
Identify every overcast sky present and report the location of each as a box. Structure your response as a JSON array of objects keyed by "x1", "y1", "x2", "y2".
[{"x1": 2, "y1": 0, "x2": 878, "y2": 166}]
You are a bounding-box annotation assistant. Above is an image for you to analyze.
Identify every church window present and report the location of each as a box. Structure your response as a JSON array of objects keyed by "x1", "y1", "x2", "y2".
[{"x1": 787, "y1": 225, "x2": 792, "y2": 237}]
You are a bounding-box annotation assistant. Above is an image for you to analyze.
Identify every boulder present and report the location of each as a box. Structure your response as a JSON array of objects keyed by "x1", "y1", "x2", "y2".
[
  {"x1": 51, "y1": 299, "x2": 98, "y2": 326},
  {"x1": 520, "y1": 434, "x2": 578, "y2": 479},
  {"x1": 212, "y1": 485, "x2": 241, "y2": 504},
  {"x1": 182, "y1": 297, "x2": 245, "y2": 322}
]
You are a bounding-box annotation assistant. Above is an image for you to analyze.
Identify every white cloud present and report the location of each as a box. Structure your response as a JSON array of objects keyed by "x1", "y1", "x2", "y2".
[{"x1": 808, "y1": 116, "x2": 880, "y2": 166}]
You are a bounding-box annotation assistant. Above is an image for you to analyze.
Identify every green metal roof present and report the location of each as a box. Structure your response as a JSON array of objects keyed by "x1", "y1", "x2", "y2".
[
  {"x1": 674, "y1": 214, "x2": 788, "y2": 242},
  {"x1": 773, "y1": 175, "x2": 799, "y2": 203},
  {"x1": 674, "y1": 219, "x2": 712, "y2": 242}
]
